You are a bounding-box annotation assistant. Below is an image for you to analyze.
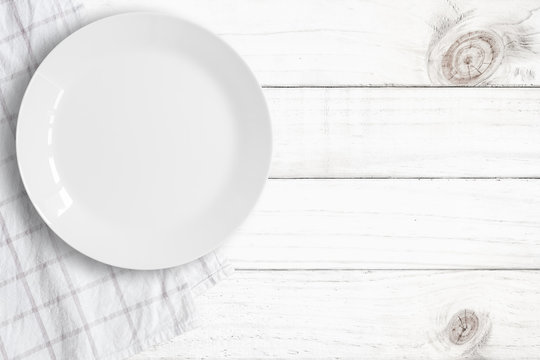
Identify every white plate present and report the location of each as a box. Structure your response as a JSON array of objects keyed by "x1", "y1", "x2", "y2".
[{"x1": 16, "y1": 13, "x2": 272, "y2": 270}]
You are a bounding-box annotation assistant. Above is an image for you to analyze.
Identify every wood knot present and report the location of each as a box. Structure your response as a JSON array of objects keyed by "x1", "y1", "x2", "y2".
[
  {"x1": 427, "y1": 13, "x2": 507, "y2": 86},
  {"x1": 447, "y1": 309, "x2": 479, "y2": 345},
  {"x1": 429, "y1": 307, "x2": 491, "y2": 358},
  {"x1": 440, "y1": 31, "x2": 503, "y2": 85}
]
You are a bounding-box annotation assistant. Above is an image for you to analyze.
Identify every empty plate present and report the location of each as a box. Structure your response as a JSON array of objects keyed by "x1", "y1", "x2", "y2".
[{"x1": 16, "y1": 13, "x2": 272, "y2": 269}]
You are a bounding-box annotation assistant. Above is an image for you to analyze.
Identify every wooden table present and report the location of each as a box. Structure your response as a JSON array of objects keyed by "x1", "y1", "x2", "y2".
[{"x1": 84, "y1": 0, "x2": 540, "y2": 358}]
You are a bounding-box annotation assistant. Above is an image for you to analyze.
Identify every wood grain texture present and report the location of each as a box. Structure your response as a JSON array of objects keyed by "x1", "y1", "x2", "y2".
[
  {"x1": 265, "y1": 87, "x2": 540, "y2": 178},
  {"x1": 227, "y1": 179, "x2": 540, "y2": 269},
  {"x1": 80, "y1": 0, "x2": 540, "y2": 358},
  {"x1": 130, "y1": 270, "x2": 540, "y2": 359},
  {"x1": 83, "y1": 0, "x2": 540, "y2": 86}
]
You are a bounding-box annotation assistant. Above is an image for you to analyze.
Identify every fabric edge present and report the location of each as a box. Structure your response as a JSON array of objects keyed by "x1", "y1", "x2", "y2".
[
  {"x1": 104, "y1": 262, "x2": 234, "y2": 360},
  {"x1": 192, "y1": 261, "x2": 235, "y2": 298}
]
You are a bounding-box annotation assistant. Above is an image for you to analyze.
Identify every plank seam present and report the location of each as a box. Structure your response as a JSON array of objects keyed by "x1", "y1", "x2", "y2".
[
  {"x1": 262, "y1": 85, "x2": 540, "y2": 88},
  {"x1": 234, "y1": 268, "x2": 540, "y2": 271},
  {"x1": 268, "y1": 177, "x2": 540, "y2": 180}
]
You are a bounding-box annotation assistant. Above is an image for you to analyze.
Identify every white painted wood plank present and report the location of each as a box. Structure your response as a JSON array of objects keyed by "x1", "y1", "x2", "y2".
[
  {"x1": 130, "y1": 270, "x2": 540, "y2": 359},
  {"x1": 265, "y1": 87, "x2": 540, "y2": 178},
  {"x1": 83, "y1": 0, "x2": 540, "y2": 86},
  {"x1": 227, "y1": 179, "x2": 540, "y2": 269}
]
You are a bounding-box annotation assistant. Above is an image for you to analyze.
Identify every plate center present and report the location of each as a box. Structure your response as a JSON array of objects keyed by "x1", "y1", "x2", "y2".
[{"x1": 50, "y1": 51, "x2": 239, "y2": 229}]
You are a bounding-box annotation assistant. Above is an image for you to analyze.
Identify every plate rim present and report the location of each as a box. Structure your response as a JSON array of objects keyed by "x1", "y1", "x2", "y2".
[{"x1": 16, "y1": 12, "x2": 273, "y2": 269}]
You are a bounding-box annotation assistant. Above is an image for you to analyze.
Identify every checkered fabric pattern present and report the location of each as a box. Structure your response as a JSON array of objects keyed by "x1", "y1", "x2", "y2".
[{"x1": 0, "y1": 1, "x2": 232, "y2": 359}]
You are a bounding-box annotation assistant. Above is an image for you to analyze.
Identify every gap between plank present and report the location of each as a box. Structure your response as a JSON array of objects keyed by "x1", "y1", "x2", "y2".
[
  {"x1": 262, "y1": 85, "x2": 540, "y2": 89},
  {"x1": 234, "y1": 268, "x2": 540, "y2": 272},
  {"x1": 268, "y1": 177, "x2": 540, "y2": 180}
]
